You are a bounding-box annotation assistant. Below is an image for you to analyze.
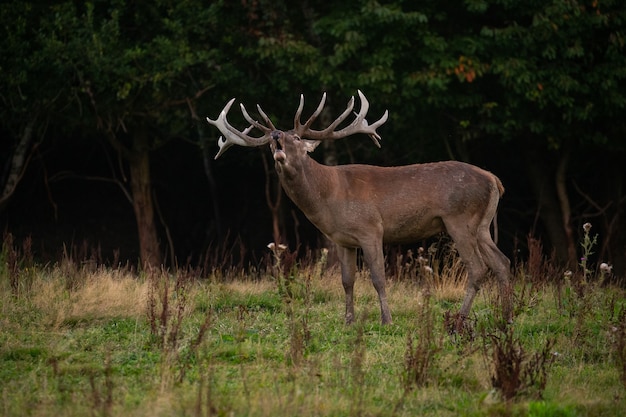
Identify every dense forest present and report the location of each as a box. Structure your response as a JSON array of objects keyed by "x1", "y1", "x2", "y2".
[{"x1": 1, "y1": 0, "x2": 625, "y2": 277}]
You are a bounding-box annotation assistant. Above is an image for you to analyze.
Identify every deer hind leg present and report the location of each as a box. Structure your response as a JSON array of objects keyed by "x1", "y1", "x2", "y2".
[
  {"x1": 337, "y1": 245, "x2": 357, "y2": 324},
  {"x1": 456, "y1": 244, "x2": 489, "y2": 318},
  {"x1": 445, "y1": 223, "x2": 489, "y2": 319},
  {"x1": 477, "y1": 228, "x2": 513, "y2": 321}
]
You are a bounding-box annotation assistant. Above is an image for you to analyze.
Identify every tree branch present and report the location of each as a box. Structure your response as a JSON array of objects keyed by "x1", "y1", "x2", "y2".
[
  {"x1": 572, "y1": 180, "x2": 615, "y2": 218},
  {"x1": 49, "y1": 171, "x2": 133, "y2": 204}
]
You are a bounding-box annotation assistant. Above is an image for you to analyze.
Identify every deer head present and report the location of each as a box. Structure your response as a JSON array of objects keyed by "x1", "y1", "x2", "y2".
[{"x1": 207, "y1": 91, "x2": 512, "y2": 327}]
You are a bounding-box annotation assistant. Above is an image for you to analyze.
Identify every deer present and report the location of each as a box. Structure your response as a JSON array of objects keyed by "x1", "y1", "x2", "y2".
[{"x1": 206, "y1": 90, "x2": 513, "y2": 325}]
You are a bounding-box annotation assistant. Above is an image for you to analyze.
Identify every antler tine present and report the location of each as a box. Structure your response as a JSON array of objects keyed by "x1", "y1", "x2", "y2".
[
  {"x1": 350, "y1": 90, "x2": 370, "y2": 126},
  {"x1": 362, "y1": 108, "x2": 389, "y2": 141},
  {"x1": 214, "y1": 124, "x2": 254, "y2": 159},
  {"x1": 322, "y1": 95, "x2": 355, "y2": 133},
  {"x1": 294, "y1": 92, "x2": 327, "y2": 136},
  {"x1": 293, "y1": 94, "x2": 306, "y2": 133},
  {"x1": 240, "y1": 103, "x2": 275, "y2": 134},
  {"x1": 349, "y1": 90, "x2": 389, "y2": 146},
  {"x1": 297, "y1": 90, "x2": 388, "y2": 143},
  {"x1": 255, "y1": 104, "x2": 276, "y2": 131},
  {"x1": 206, "y1": 98, "x2": 272, "y2": 159}
]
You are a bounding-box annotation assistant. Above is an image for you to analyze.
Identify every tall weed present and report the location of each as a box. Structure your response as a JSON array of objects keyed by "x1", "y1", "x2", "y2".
[
  {"x1": 1, "y1": 233, "x2": 34, "y2": 297},
  {"x1": 146, "y1": 267, "x2": 212, "y2": 386},
  {"x1": 402, "y1": 289, "x2": 442, "y2": 390},
  {"x1": 348, "y1": 311, "x2": 368, "y2": 417},
  {"x1": 482, "y1": 324, "x2": 556, "y2": 401},
  {"x1": 612, "y1": 306, "x2": 626, "y2": 391}
]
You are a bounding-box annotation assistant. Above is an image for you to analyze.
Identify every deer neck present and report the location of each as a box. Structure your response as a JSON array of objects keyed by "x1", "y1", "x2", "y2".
[{"x1": 275, "y1": 155, "x2": 332, "y2": 217}]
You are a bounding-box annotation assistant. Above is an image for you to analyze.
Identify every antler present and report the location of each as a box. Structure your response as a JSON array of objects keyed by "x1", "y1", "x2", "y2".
[
  {"x1": 206, "y1": 98, "x2": 276, "y2": 159},
  {"x1": 207, "y1": 90, "x2": 388, "y2": 158},
  {"x1": 293, "y1": 90, "x2": 388, "y2": 147}
]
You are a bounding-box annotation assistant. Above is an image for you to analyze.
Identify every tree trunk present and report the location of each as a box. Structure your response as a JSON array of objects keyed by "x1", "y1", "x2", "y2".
[
  {"x1": 554, "y1": 151, "x2": 577, "y2": 267},
  {"x1": 128, "y1": 132, "x2": 162, "y2": 267},
  {"x1": 261, "y1": 151, "x2": 283, "y2": 245},
  {"x1": 200, "y1": 136, "x2": 223, "y2": 241},
  {"x1": 525, "y1": 147, "x2": 577, "y2": 267},
  {"x1": 1, "y1": 119, "x2": 36, "y2": 210}
]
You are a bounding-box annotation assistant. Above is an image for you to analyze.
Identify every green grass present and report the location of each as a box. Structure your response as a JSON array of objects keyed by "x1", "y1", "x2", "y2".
[{"x1": 1, "y1": 259, "x2": 625, "y2": 417}]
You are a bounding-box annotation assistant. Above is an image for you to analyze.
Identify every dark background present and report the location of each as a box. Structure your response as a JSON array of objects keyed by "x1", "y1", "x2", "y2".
[
  {"x1": 4, "y1": 129, "x2": 617, "y2": 272},
  {"x1": 2, "y1": 0, "x2": 625, "y2": 278}
]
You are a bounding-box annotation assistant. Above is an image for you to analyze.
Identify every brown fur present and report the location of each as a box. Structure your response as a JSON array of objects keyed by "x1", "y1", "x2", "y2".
[{"x1": 270, "y1": 131, "x2": 512, "y2": 324}]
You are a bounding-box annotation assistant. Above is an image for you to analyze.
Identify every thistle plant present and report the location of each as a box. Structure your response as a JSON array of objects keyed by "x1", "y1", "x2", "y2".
[
  {"x1": 267, "y1": 242, "x2": 298, "y2": 300},
  {"x1": 579, "y1": 222, "x2": 598, "y2": 282},
  {"x1": 578, "y1": 223, "x2": 612, "y2": 282},
  {"x1": 267, "y1": 242, "x2": 288, "y2": 278},
  {"x1": 312, "y1": 248, "x2": 329, "y2": 280},
  {"x1": 599, "y1": 262, "x2": 613, "y2": 283}
]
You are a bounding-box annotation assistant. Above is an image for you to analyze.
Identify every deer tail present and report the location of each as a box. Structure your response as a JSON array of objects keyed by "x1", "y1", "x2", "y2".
[{"x1": 495, "y1": 175, "x2": 505, "y2": 199}]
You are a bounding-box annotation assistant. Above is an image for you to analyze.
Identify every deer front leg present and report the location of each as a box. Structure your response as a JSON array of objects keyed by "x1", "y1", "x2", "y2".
[
  {"x1": 338, "y1": 245, "x2": 357, "y2": 325},
  {"x1": 361, "y1": 243, "x2": 392, "y2": 325}
]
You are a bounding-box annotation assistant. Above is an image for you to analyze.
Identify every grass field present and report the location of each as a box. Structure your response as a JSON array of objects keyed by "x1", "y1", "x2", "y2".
[{"x1": 1, "y1": 237, "x2": 626, "y2": 416}]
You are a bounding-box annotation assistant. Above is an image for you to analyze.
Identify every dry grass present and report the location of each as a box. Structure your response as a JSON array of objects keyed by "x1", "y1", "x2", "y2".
[
  {"x1": 215, "y1": 278, "x2": 277, "y2": 296},
  {"x1": 30, "y1": 267, "x2": 148, "y2": 328},
  {"x1": 424, "y1": 246, "x2": 468, "y2": 303}
]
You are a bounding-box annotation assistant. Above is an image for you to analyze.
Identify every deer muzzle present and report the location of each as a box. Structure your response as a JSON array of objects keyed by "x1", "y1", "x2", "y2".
[{"x1": 271, "y1": 130, "x2": 287, "y2": 162}]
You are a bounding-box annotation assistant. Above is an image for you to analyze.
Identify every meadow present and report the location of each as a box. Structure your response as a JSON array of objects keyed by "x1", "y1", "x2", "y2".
[{"x1": 1, "y1": 233, "x2": 625, "y2": 417}]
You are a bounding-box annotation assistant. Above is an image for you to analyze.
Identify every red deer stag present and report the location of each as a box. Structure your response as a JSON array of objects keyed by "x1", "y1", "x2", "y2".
[{"x1": 207, "y1": 91, "x2": 512, "y2": 325}]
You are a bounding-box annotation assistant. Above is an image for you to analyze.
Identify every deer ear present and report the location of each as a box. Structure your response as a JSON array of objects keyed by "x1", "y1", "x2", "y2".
[{"x1": 302, "y1": 139, "x2": 321, "y2": 153}]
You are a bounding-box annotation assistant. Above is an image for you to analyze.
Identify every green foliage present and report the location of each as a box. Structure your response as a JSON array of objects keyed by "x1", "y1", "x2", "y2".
[
  {"x1": 527, "y1": 401, "x2": 577, "y2": 417},
  {"x1": 0, "y1": 1, "x2": 73, "y2": 137},
  {"x1": 38, "y1": 1, "x2": 223, "y2": 134},
  {"x1": 472, "y1": 0, "x2": 626, "y2": 147},
  {"x1": 1, "y1": 0, "x2": 257, "y2": 145},
  {"x1": 225, "y1": 0, "x2": 626, "y2": 164},
  {"x1": 3, "y1": 0, "x2": 626, "y2": 155}
]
